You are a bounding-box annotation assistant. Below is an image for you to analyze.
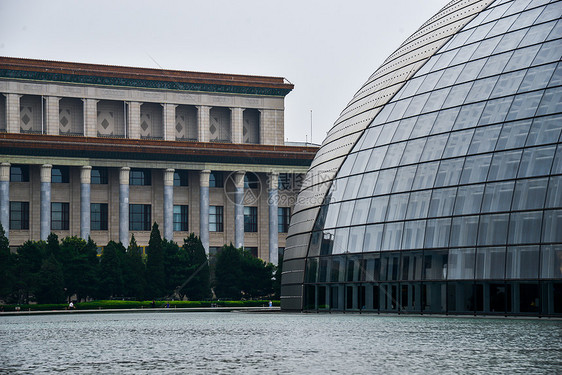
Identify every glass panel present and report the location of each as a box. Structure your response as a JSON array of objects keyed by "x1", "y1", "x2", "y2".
[
  {"x1": 546, "y1": 175, "x2": 562, "y2": 209},
  {"x1": 453, "y1": 103, "x2": 486, "y2": 130},
  {"x1": 465, "y1": 76, "x2": 499, "y2": 103},
  {"x1": 471, "y1": 36, "x2": 502, "y2": 60},
  {"x1": 330, "y1": 178, "x2": 348, "y2": 202},
  {"x1": 321, "y1": 229, "x2": 335, "y2": 256},
  {"x1": 402, "y1": 221, "x2": 426, "y2": 250},
  {"x1": 508, "y1": 211, "x2": 542, "y2": 244},
  {"x1": 365, "y1": 146, "x2": 388, "y2": 172},
  {"x1": 406, "y1": 190, "x2": 431, "y2": 219},
  {"x1": 336, "y1": 201, "x2": 354, "y2": 227},
  {"x1": 424, "y1": 218, "x2": 451, "y2": 248},
  {"x1": 392, "y1": 165, "x2": 417, "y2": 193},
  {"x1": 448, "y1": 248, "x2": 476, "y2": 280},
  {"x1": 493, "y1": 28, "x2": 527, "y2": 54},
  {"x1": 542, "y1": 209, "x2": 562, "y2": 243},
  {"x1": 382, "y1": 142, "x2": 407, "y2": 168},
  {"x1": 506, "y1": 246, "x2": 539, "y2": 279},
  {"x1": 460, "y1": 154, "x2": 492, "y2": 184},
  {"x1": 332, "y1": 227, "x2": 350, "y2": 255},
  {"x1": 478, "y1": 97, "x2": 514, "y2": 126},
  {"x1": 410, "y1": 112, "x2": 438, "y2": 138},
  {"x1": 517, "y1": 145, "x2": 556, "y2": 178},
  {"x1": 400, "y1": 250, "x2": 423, "y2": 280},
  {"x1": 442, "y1": 129, "x2": 474, "y2": 158},
  {"x1": 342, "y1": 175, "x2": 363, "y2": 200},
  {"x1": 386, "y1": 193, "x2": 409, "y2": 221},
  {"x1": 348, "y1": 226, "x2": 366, "y2": 254},
  {"x1": 475, "y1": 247, "x2": 506, "y2": 279},
  {"x1": 451, "y1": 215, "x2": 479, "y2": 247},
  {"x1": 512, "y1": 177, "x2": 548, "y2": 211},
  {"x1": 373, "y1": 169, "x2": 397, "y2": 195},
  {"x1": 435, "y1": 65, "x2": 464, "y2": 89},
  {"x1": 391, "y1": 118, "x2": 417, "y2": 142},
  {"x1": 433, "y1": 108, "x2": 462, "y2": 134},
  {"x1": 350, "y1": 150, "x2": 372, "y2": 175},
  {"x1": 495, "y1": 119, "x2": 532, "y2": 151},
  {"x1": 356, "y1": 172, "x2": 378, "y2": 198},
  {"x1": 416, "y1": 70, "x2": 445, "y2": 94},
  {"x1": 525, "y1": 115, "x2": 562, "y2": 147},
  {"x1": 469, "y1": 125, "x2": 501, "y2": 155},
  {"x1": 424, "y1": 249, "x2": 449, "y2": 280},
  {"x1": 422, "y1": 87, "x2": 451, "y2": 113},
  {"x1": 481, "y1": 181, "x2": 515, "y2": 213},
  {"x1": 505, "y1": 91, "x2": 544, "y2": 122},
  {"x1": 420, "y1": 134, "x2": 449, "y2": 162},
  {"x1": 487, "y1": 150, "x2": 523, "y2": 181},
  {"x1": 375, "y1": 122, "x2": 400, "y2": 145},
  {"x1": 454, "y1": 184, "x2": 485, "y2": 215},
  {"x1": 323, "y1": 203, "x2": 340, "y2": 229},
  {"x1": 540, "y1": 245, "x2": 562, "y2": 278},
  {"x1": 443, "y1": 82, "x2": 474, "y2": 108},
  {"x1": 456, "y1": 59, "x2": 487, "y2": 84},
  {"x1": 548, "y1": 62, "x2": 562, "y2": 87},
  {"x1": 351, "y1": 198, "x2": 370, "y2": 225},
  {"x1": 504, "y1": 44, "x2": 541, "y2": 72},
  {"x1": 403, "y1": 93, "x2": 430, "y2": 117},
  {"x1": 535, "y1": 87, "x2": 562, "y2": 117},
  {"x1": 518, "y1": 63, "x2": 557, "y2": 92},
  {"x1": 489, "y1": 69, "x2": 525, "y2": 98},
  {"x1": 508, "y1": 6, "x2": 543, "y2": 32},
  {"x1": 428, "y1": 187, "x2": 457, "y2": 217},
  {"x1": 381, "y1": 222, "x2": 404, "y2": 251},
  {"x1": 411, "y1": 161, "x2": 439, "y2": 189},
  {"x1": 434, "y1": 158, "x2": 464, "y2": 187},
  {"x1": 532, "y1": 39, "x2": 562, "y2": 65},
  {"x1": 478, "y1": 214, "x2": 509, "y2": 246},
  {"x1": 400, "y1": 138, "x2": 427, "y2": 165},
  {"x1": 363, "y1": 224, "x2": 384, "y2": 252},
  {"x1": 359, "y1": 126, "x2": 383, "y2": 150},
  {"x1": 367, "y1": 195, "x2": 390, "y2": 224}
]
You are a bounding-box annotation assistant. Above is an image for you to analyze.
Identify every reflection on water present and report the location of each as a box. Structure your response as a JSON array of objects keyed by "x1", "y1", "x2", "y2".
[{"x1": 1, "y1": 312, "x2": 561, "y2": 374}]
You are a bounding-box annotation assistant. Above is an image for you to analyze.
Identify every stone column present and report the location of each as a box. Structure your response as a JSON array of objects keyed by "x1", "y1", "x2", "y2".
[
  {"x1": 268, "y1": 172, "x2": 279, "y2": 265},
  {"x1": 127, "y1": 102, "x2": 141, "y2": 139},
  {"x1": 45, "y1": 96, "x2": 60, "y2": 135},
  {"x1": 233, "y1": 171, "x2": 245, "y2": 249},
  {"x1": 119, "y1": 167, "x2": 130, "y2": 247},
  {"x1": 199, "y1": 170, "x2": 211, "y2": 254},
  {"x1": 231, "y1": 107, "x2": 243, "y2": 144},
  {"x1": 0, "y1": 163, "x2": 10, "y2": 238},
  {"x1": 40, "y1": 164, "x2": 52, "y2": 241},
  {"x1": 80, "y1": 166, "x2": 91, "y2": 240},
  {"x1": 6, "y1": 93, "x2": 21, "y2": 134},
  {"x1": 163, "y1": 104, "x2": 177, "y2": 141},
  {"x1": 83, "y1": 99, "x2": 98, "y2": 137},
  {"x1": 197, "y1": 105, "x2": 210, "y2": 142},
  {"x1": 259, "y1": 110, "x2": 266, "y2": 145},
  {"x1": 163, "y1": 168, "x2": 174, "y2": 241}
]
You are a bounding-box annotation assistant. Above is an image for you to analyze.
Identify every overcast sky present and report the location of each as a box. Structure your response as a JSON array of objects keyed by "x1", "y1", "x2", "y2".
[{"x1": 0, "y1": 0, "x2": 446, "y2": 144}]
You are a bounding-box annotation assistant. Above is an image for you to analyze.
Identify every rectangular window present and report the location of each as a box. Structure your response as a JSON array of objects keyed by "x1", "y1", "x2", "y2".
[
  {"x1": 91, "y1": 203, "x2": 108, "y2": 230},
  {"x1": 9, "y1": 201, "x2": 29, "y2": 230},
  {"x1": 91, "y1": 167, "x2": 108, "y2": 184},
  {"x1": 244, "y1": 173, "x2": 259, "y2": 189},
  {"x1": 244, "y1": 206, "x2": 258, "y2": 232},
  {"x1": 174, "y1": 170, "x2": 189, "y2": 186},
  {"x1": 129, "y1": 204, "x2": 151, "y2": 231},
  {"x1": 278, "y1": 173, "x2": 291, "y2": 190},
  {"x1": 130, "y1": 168, "x2": 151, "y2": 186},
  {"x1": 173, "y1": 205, "x2": 189, "y2": 231},
  {"x1": 209, "y1": 172, "x2": 223, "y2": 188},
  {"x1": 51, "y1": 166, "x2": 70, "y2": 183},
  {"x1": 209, "y1": 206, "x2": 224, "y2": 232},
  {"x1": 278, "y1": 207, "x2": 290, "y2": 233},
  {"x1": 51, "y1": 202, "x2": 69, "y2": 230},
  {"x1": 10, "y1": 165, "x2": 29, "y2": 182},
  {"x1": 245, "y1": 247, "x2": 258, "y2": 258}
]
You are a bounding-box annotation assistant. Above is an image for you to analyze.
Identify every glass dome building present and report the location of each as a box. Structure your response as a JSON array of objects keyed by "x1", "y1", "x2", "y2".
[{"x1": 281, "y1": 0, "x2": 562, "y2": 316}]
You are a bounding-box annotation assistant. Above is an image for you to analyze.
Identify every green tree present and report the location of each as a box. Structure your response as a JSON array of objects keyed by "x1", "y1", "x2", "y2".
[
  {"x1": 214, "y1": 244, "x2": 243, "y2": 299},
  {"x1": 35, "y1": 254, "x2": 65, "y2": 304},
  {"x1": 123, "y1": 234, "x2": 146, "y2": 299},
  {"x1": 0, "y1": 223, "x2": 16, "y2": 301},
  {"x1": 272, "y1": 254, "x2": 283, "y2": 299},
  {"x1": 239, "y1": 249, "x2": 274, "y2": 298},
  {"x1": 15, "y1": 240, "x2": 46, "y2": 304},
  {"x1": 182, "y1": 234, "x2": 211, "y2": 300},
  {"x1": 98, "y1": 241, "x2": 124, "y2": 298},
  {"x1": 146, "y1": 223, "x2": 165, "y2": 298}
]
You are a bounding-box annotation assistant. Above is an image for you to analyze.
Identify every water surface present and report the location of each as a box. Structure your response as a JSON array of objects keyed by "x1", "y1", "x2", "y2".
[{"x1": 1, "y1": 312, "x2": 561, "y2": 374}]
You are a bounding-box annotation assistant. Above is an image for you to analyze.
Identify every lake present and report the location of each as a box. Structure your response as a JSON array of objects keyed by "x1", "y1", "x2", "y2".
[{"x1": 1, "y1": 312, "x2": 561, "y2": 374}]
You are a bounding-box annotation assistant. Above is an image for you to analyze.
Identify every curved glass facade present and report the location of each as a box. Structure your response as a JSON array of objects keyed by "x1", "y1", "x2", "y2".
[{"x1": 284, "y1": 0, "x2": 562, "y2": 316}]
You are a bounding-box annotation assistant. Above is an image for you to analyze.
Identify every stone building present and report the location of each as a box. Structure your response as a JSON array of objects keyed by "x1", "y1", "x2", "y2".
[{"x1": 0, "y1": 56, "x2": 318, "y2": 264}]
